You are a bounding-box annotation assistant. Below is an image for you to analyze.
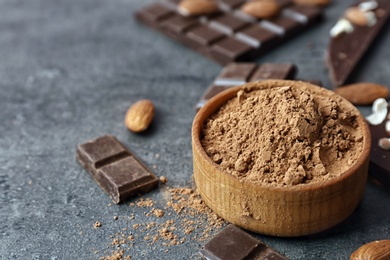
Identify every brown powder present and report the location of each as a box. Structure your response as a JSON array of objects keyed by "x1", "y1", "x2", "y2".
[
  {"x1": 135, "y1": 198, "x2": 154, "y2": 207},
  {"x1": 151, "y1": 208, "x2": 165, "y2": 218},
  {"x1": 201, "y1": 85, "x2": 364, "y2": 187},
  {"x1": 94, "y1": 221, "x2": 102, "y2": 229},
  {"x1": 93, "y1": 186, "x2": 226, "y2": 258}
]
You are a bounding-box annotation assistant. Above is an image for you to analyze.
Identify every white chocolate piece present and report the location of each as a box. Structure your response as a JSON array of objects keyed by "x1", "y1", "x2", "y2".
[
  {"x1": 365, "y1": 98, "x2": 388, "y2": 125},
  {"x1": 359, "y1": 1, "x2": 378, "y2": 12},
  {"x1": 365, "y1": 11, "x2": 377, "y2": 26},
  {"x1": 330, "y1": 19, "x2": 354, "y2": 37},
  {"x1": 385, "y1": 121, "x2": 390, "y2": 135}
]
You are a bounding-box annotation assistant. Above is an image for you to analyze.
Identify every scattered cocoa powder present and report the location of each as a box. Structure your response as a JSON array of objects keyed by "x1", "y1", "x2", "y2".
[
  {"x1": 100, "y1": 249, "x2": 130, "y2": 260},
  {"x1": 135, "y1": 198, "x2": 154, "y2": 207},
  {"x1": 92, "y1": 186, "x2": 226, "y2": 258},
  {"x1": 201, "y1": 85, "x2": 364, "y2": 187}
]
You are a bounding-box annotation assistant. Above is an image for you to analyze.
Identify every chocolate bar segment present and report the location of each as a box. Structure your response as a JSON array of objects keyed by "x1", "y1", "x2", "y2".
[
  {"x1": 135, "y1": 1, "x2": 323, "y2": 65},
  {"x1": 76, "y1": 135, "x2": 159, "y2": 204},
  {"x1": 200, "y1": 224, "x2": 288, "y2": 260},
  {"x1": 369, "y1": 108, "x2": 390, "y2": 188},
  {"x1": 195, "y1": 62, "x2": 297, "y2": 110},
  {"x1": 249, "y1": 63, "x2": 296, "y2": 81},
  {"x1": 327, "y1": 0, "x2": 390, "y2": 87}
]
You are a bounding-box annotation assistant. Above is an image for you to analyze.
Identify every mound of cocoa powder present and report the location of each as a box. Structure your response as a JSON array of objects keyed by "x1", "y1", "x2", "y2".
[{"x1": 201, "y1": 85, "x2": 364, "y2": 187}]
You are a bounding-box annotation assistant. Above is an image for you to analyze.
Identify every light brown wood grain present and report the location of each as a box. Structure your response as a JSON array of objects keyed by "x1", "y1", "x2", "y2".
[{"x1": 192, "y1": 80, "x2": 371, "y2": 237}]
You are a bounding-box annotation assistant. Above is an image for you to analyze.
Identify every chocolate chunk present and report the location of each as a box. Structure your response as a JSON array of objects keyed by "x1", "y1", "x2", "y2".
[
  {"x1": 249, "y1": 63, "x2": 296, "y2": 81},
  {"x1": 135, "y1": 1, "x2": 324, "y2": 65},
  {"x1": 327, "y1": 0, "x2": 390, "y2": 87},
  {"x1": 200, "y1": 224, "x2": 288, "y2": 260},
  {"x1": 369, "y1": 108, "x2": 390, "y2": 188},
  {"x1": 76, "y1": 135, "x2": 159, "y2": 204},
  {"x1": 195, "y1": 62, "x2": 297, "y2": 110},
  {"x1": 186, "y1": 25, "x2": 226, "y2": 46}
]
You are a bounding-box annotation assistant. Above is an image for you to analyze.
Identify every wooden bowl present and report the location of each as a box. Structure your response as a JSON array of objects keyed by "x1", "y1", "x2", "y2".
[{"x1": 192, "y1": 80, "x2": 371, "y2": 237}]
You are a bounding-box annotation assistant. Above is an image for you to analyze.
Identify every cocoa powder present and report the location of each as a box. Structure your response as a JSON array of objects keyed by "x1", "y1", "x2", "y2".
[{"x1": 201, "y1": 84, "x2": 364, "y2": 187}]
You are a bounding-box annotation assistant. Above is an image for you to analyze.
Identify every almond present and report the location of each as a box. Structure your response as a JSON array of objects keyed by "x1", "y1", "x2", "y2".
[
  {"x1": 241, "y1": 0, "x2": 280, "y2": 19},
  {"x1": 292, "y1": 0, "x2": 330, "y2": 6},
  {"x1": 345, "y1": 7, "x2": 369, "y2": 26},
  {"x1": 378, "y1": 138, "x2": 390, "y2": 150},
  {"x1": 124, "y1": 99, "x2": 155, "y2": 133},
  {"x1": 178, "y1": 0, "x2": 219, "y2": 17},
  {"x1": 334, "y1": 82, "x2": 389, "y2": 105},
  {"x1": 350, "y1": 240, "x2": 390, "y2": 260}
]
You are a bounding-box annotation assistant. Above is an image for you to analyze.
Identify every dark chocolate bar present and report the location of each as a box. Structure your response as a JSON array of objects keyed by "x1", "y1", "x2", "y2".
[
  {"x1": 369, "y1": 108, "x2": 390, "y2": 188},
  {"x1": 195, "y1": 62, "x2": 297, "y2": 110},
  {"x1": 135, "y1": 1, "x2": 323, "y2": 65},
  {"x1": 200, "y1": 224, "x2": 288, "y2": 260},
  {"x1": 327, "y1": 0, "x2": 390, "y2": 87},
  {"x1": 76, "y1": 135, "x2": 159, "y2": 204}
]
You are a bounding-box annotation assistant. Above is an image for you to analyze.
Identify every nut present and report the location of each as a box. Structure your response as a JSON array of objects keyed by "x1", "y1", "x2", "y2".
[
  {"x1": 124, "y1": 99, "x2": 155, "y2": 133},
  {"x1": 378, "y1": 138, "x2": 390, "y2": 150},
  {"x1": 334, "y1": 82, "x2": 389, "y2": 105},
  {"x1": 240, "y1": 0, "x2": 280, "y2": 19},
  {"x1": 292, "y1": 0, "x2": 331, "y2": 6},
  {"x1": 178, "y1": 0, "x2": 219, "y2": 16},
  {"x1": 350, "y1": 240, "x2": 390, "y2": 260},
  {"x1": 345, "y1": 7, "x2": 376, "y2": 26}
]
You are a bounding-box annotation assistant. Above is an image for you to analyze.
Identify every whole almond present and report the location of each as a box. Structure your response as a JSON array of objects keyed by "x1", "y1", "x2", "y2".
[
  {"x1": 178, "y1": 0, "x2": 218, "y2": 16},
  {"x1": 334, "y1": 82, "x2": 389, "y2": 105},
  {"x1": 292, "y1": 0, "x2": 330, "y2": 6},
  {"x1": 124, "y1": 99, "x2": 155, "y2": 133},
  {"x1": 350, "y1": 240, "x2": 390, "y2": 260},
  {"x1": 241, "y1": 1, "x2": 280, "y2": 19},
  {"x1": 345, "y1": 7, "x2": 369, "y2": 26}
]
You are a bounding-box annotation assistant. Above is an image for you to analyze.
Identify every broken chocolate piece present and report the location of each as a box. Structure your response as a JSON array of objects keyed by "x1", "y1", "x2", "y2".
[
  {"x1": 195, "y1": 62, "x2": 297, "y2": 110},
  {"x1": 76, "y1": 135, "x2": 159, "y2": 204},
  {"x1": 326, "y1": 0, "x2": 390, "y2": 87},
  {"x1": 135, "y1": 1, "x2": 323, "y2": 65},
  {"x1": 369, "y1": 106, "x2": 390, "y2": 188},
  {"x1": 200, "y1": 224, "x2": 288, "y2": 260}
]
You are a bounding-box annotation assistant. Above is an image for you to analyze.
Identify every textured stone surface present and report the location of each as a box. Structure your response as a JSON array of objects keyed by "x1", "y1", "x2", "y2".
[{"x1": 1, "y1": 0, "x2": 390, "y2": 259}]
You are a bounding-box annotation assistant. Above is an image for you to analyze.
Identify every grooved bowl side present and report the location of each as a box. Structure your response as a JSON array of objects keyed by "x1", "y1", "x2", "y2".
[{"x1": 192, "y1": 80, "x2": 371, "y2": 237}]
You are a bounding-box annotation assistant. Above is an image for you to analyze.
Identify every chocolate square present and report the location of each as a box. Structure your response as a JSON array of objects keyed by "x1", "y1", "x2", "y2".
[
  {"x1": 76, "y1": 135, "x2": 159, "y2": 204},
  {"x1": 200, "y1": 225, "x2": 288, "y2": 260},
  {"x1": 210, "y1": 13, "x2": 249, "y2": 35},
  {"x1": 186, "y1": 25, "x2": 226, "y2": 46},
  {"x1": 236, "y1": 25, "x2": 278, "y2": 48},
  {"x1": 195, "y1": 62, "x2": 297, "y2": 111}
]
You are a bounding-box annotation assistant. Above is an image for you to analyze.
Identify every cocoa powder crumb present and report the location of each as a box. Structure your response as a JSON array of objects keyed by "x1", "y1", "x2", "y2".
[
  {"x1": 100, "y1": 249, "x2": 126, "y2": 260},
  {"x1": 159, "y1": 176, "x2": 168, "y2": 184},
  {"x1": 152, "y1": 208, "x2": 165, "y2": 218},
  {"x1": 95, "y1": 186, "x2": 225, "y2": 258},
  {"x1": 94, "y1": 221, "x2": 102, "y2": 229},
  {"x1": 136, "y1": 198, "x2": 154, "y2": 207},
  {"x1": 201, "y1": 85, "x2": 364, "y2": 187}
]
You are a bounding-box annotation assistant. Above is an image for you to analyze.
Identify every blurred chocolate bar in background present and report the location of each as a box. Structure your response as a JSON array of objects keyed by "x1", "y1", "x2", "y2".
[{"x1": 135, "y1": 0, "x2": 324, "y2": 65}]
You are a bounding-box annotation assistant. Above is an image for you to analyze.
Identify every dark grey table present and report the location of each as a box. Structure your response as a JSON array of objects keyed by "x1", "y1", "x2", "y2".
[{"x1": 1, "y1": 0, "x2": 390, "y2": 259}]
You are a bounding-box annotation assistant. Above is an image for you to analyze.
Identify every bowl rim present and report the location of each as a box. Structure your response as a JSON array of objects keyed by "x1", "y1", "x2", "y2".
[{"x1": 192, "y1": 79, "x2": 372, "y2": 193}]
